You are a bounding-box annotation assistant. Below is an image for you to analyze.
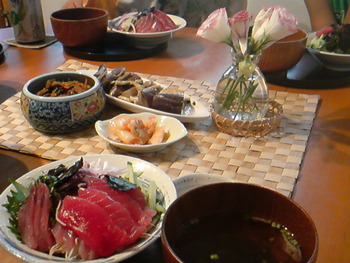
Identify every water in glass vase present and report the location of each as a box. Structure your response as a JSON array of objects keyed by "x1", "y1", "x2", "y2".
[{"x1": 213, "y1": 53, "x2": 269, "y2": 121}]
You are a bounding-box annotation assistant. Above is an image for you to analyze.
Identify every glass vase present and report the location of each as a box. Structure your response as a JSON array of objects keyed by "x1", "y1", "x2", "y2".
[{"x1": 213, "y1": 50, "x2": 269, "y2": 121}]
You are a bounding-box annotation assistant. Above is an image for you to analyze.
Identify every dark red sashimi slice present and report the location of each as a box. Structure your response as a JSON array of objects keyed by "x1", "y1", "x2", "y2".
[
  {"x1": 87, "y1": 177, "x2": 148, "y2": 224},
  {"x1": 18, "y1": 183, "x2": 55, "y2": 252},
  {"x1": 153, "y1": 9, "x2": 178, "y2": 31},
  {"x1": 135, "y1": 13, "x2": 163, "y2": 33},
  {"x1": 52, "y1": 223, "x2": 97, "y2": 260},
  {"x1": 78, "y1": 188, "x2": 146, "y2": 242},
  {"x1": 57, "y1": 196, "x2": 129, "y2": 257},
  {"x1": 127, "y1": 187, "x2": 148, "y2": 209}
]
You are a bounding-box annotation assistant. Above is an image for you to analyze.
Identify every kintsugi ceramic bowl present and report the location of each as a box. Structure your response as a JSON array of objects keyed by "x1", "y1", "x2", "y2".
[{"x1": 21, "y1": 71, "x2": 105, "y2": 133}]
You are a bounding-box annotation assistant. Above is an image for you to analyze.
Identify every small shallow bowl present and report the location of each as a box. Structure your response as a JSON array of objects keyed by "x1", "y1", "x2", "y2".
[
  {"x1": 95, "y1": 112, "x2": 188, "y2": 153},
  {"x1": 307, "y1": 31, "x2": 350, "y2": 71},
  {"x1": 0, "y1": 154, "x2": 177, "y2": 263},
  {"x1": 21, "y1": 71, "x2": 105, "y2": 133},
  {"x1": 161, "y1": 183, "x2": 318, "y2": 263},
  {"x1": 307, "y1": 47, "x2": 350, "y2": 71},
  {"x1": 259, "y1": 28, "x2": 307, "y2": 72},
  {"x1": 173, "y1": 173, "x2": 235, "y2": 197},
  {"x1": 51, "y1": 7, "x2": 108, "y2": 47},
  {"x1": 108, "y1": 15, "x2": 186, "y2": 49}
]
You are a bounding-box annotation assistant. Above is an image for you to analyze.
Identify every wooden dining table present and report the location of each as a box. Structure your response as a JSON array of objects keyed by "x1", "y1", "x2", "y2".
[{"x1": 0, "y1": 26, "x2": 349, "y2": 263}]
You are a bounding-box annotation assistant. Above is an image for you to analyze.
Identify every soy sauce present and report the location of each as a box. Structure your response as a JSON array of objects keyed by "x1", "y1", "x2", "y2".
[{"x1": 173, "y1": 212, "x2": 302, "y2": 263}]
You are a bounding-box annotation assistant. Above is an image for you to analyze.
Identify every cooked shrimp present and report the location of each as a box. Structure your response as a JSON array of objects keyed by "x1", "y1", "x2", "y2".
[
  {"x1": 127, "y1": 119, "x2": 150, "y2": 144},
  {"x1": 109, "y1": 116, "x2": 131, "y2": 132},
  {"x1": 148, "y1": 126, "x2": 166, "y2": 144},
  {"x1": 143, "y1": 116, "x2": 157, "y2": 136},
  {"x1": 108, "y1": 115, "x2": 170, "y2": 145},
  {"x1": 113, "y1": 129, "x2": 139, "y2": 144}
]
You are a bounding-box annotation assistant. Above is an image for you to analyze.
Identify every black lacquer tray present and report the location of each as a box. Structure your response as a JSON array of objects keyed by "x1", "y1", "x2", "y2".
[
  {"x1": 64, "y1": 32, "x2": 167, "y2": 62},
  {"x1": 263, "y1": 51, "x2": 350, "y2": 89},
  {"x1": 0, "y1": 43, "x2": 4, "y2": 64}
]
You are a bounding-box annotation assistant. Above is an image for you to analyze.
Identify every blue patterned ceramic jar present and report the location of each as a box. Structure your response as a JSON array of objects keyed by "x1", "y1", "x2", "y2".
[{"x1": 21, "y1": 71, "x2": 105, "y2": 133}]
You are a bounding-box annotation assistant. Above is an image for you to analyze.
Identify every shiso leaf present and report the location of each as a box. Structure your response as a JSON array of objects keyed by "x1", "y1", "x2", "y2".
[{"x1": 2, "y1": 179, "x2": 31, "y2": 241}]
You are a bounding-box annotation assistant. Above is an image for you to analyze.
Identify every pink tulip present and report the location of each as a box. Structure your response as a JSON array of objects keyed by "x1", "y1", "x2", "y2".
[
  {"x1": 228, "y1": 10, "x2": 254, "y2": 54},
  {"x1": 196, "y1": 8, "x2": 232, "y2": 46},
  {"x1": 252, "y1": 6, "x2": 298, "y2": 49}
]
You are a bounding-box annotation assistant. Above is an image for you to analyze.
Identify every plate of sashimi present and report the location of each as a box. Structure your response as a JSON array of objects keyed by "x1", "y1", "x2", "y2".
[
  {"x1": 0, "y1": 154, "x2": 177, "y2": 263},
  {"x1": 108, "y1": 7, "x2": 187, "y2": 49}
]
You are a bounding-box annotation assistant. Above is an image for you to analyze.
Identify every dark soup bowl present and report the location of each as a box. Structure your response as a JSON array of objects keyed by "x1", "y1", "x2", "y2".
[
  {"x1": 51, "y1": 7, "x2": 108, "y2": 47},
  {"x1": 161, "y1": 182, "x2": 318, "y2": 263}
]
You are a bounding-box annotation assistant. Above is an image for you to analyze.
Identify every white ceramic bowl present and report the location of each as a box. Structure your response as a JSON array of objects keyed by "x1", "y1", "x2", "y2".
[
  {"x1": 0, "y1": 154, "x2": 177, "y2": 263},
  {"x1": 21, "y1": 71, "x2": 106, "y2": 133},
  {"x1": 173, "y1": 173, "x2": 235, "y2": 197},
  {"x1": 307, "y1": 47, "x2": 350, "y2": 71},
  {"x1": 108, "y1": 15, "x2": 186, "y2": 49},
  {"x1": 307, "y1": 32, "x2": 350, "y2": 71},
  {"x1": 95, "y1": 112, "x2": 188, "y2": 153}
]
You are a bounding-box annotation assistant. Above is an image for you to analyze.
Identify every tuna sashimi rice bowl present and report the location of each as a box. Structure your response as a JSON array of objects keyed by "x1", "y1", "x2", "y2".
[{"x1": 0, "y1": 154, "x2": 177, "y2": 263}]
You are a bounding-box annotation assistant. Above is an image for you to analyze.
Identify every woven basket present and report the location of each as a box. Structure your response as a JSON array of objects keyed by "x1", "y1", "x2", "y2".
[{"x1": 211, "y1": 100, "x2": 283, "y2": 137}]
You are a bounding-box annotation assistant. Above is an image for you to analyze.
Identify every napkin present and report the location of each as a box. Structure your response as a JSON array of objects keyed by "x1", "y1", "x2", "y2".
[{"x1": 2, "y1": 35, "x2": 57, "y2": 49}]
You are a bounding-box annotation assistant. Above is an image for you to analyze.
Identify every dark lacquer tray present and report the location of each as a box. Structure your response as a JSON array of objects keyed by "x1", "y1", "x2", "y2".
[
  {"x1": 64, "y1": 32, "x2": 167, "y2": 62},
  {"x1": 263, "y1": 51, "x2": 350, "y2": 89},
  {"x1": 0, "y1": 43, "x2": 4, "y2": 64}
]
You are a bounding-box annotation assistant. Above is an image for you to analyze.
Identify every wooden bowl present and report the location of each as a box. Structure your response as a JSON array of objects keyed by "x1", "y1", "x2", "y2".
[
  {"x1": 50, "y1": 7, "x2": 108, "y2": 47},
  {"x1": 259, "y1": 29, "x2": 307, "y2": 72},
  {"x1": 161, "y1": 183, "x2": 318, "y2": 263}
]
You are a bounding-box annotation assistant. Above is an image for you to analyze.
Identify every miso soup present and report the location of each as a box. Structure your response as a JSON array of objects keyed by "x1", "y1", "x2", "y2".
[{"x1": 172, "y1": 212, "x2": 302, "y2": 263}]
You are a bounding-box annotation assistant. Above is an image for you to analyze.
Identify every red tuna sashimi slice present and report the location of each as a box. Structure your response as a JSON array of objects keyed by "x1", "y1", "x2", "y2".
[
  {"x1": 153, "y1": 9, "x2": 178, "y2": 31},
  {"x1": 18, "y1": 183, "x2": 55, "y2": 252},
  {"x1": 57, "y1": 196, "x2": 129, "y2": 257},
  {"x1": 127, "y1": 187, "x2": 147, "y2": 209},
  {"x1": 52, "y1": 223, "x2": 97, "y2": 260},
  {"x1": 135, "y1": 13, "x2": 162, "y2": 33},
  {"x1": 78, "y1": 188, "x2": 146, "y2": 242},
  {"x1": 87, "y1": 177, "x2": 155, "y2": 226}
]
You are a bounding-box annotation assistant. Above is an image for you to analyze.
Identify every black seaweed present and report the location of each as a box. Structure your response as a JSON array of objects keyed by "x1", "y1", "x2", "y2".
[
  {"x1": 138, "y1": 7, "x2": 155, "y2": 18},
  {"x1": 39, "y1": 158, "x2": 83, "y2": 189},
  {"x1": 106, "y1": 175, "x2": 138, "y2": 191}
]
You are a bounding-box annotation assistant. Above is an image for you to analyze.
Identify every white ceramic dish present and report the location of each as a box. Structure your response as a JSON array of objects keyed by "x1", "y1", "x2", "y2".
[
  {"x1": 108, "y1": 15, "x2": 187, "y2": 49},
  {"x1": 95, "y1": 112, "x2": 188, "y2": 153},
  {"x1": 307, "y1": 47, "x2": 350, "y2": 71},
  {"x1": 307, "y1": 32, "x2": 350, "y2": 71},
  {"x1": 78, "y1": 69, "x2": 210, "y2": 123},
  {"x1": 106, "y1": 93, "x2": 210, "y2": 123},
  {"x1": 0, "y1": 154, "x2": 177, "y2": 263},
  {"x1": 173, "y1": 173, "x2": 235, "y2": 197}
]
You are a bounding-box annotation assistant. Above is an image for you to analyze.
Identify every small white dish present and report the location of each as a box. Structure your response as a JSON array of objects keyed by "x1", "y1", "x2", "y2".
[
  {"x1": 108, "y1": 15, "x2": 187, "y2": 49},
  {"x1": 95, "y1": 112, "x2": 188, "y2": 153},
  {"x1": 0, "y1": 154, "x2": 177, "y2": 263},
  {"x1": 173, "y1": 173, "x2": 235, "y2": 197},
  {"x1": 307, "y1": 32, "x2": 350, "y2": 71}
]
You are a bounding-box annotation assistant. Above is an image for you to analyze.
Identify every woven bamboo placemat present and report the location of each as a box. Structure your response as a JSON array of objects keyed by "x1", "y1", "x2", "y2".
[{"x1": 0, "y1": 59, "x2": 320, "y2": 197}]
